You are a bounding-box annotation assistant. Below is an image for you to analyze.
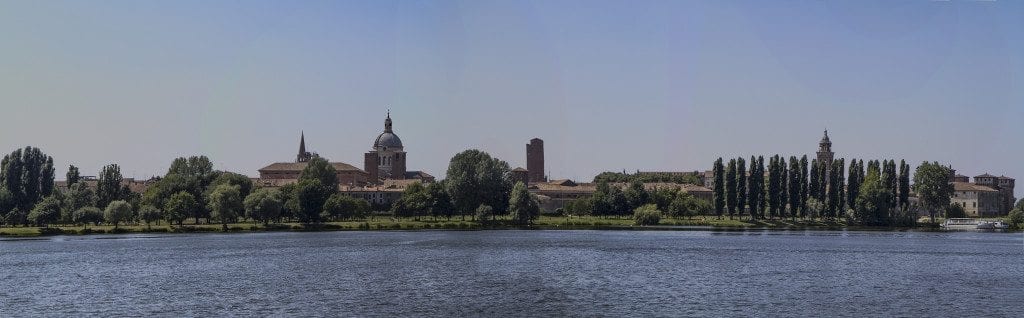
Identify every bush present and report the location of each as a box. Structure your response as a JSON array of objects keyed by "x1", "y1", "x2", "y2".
[
  {"x1": 633, "y1": 204, "x2": 662, "y2": 226},
  {"x1": 1007, "y1": 209, "x2": 1024, "y2": 230}
]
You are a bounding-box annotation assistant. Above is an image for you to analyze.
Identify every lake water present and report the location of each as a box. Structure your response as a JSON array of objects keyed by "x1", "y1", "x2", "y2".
[{"x1": 1, "y1": 230, "x2": 1022, "y2": 317}]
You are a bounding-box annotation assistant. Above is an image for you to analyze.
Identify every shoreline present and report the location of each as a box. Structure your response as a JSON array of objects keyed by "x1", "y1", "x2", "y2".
[{"x1": 1, "y1": 216, "x2": 1015, "y2": 237}]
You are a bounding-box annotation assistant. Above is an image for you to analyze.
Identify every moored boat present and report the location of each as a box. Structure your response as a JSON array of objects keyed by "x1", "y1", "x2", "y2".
[{"x1": 940, "y1": 218, "x2": 978, "y2": 230}]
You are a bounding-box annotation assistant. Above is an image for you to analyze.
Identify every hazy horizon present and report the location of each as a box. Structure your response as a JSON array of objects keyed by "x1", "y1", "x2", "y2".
[{"x1": 1, "y1": 1, "x2": 1022, "y2": 197}]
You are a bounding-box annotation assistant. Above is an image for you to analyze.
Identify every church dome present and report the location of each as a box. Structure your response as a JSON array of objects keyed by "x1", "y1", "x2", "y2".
[
  {"x1": 373, "y1": 111, "x2": 403, "y2": 150},
  {"x1": 374, "y1": 132, "x2": 403, "y2": 149}
]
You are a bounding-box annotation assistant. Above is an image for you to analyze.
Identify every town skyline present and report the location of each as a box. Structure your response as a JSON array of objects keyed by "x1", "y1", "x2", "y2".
[{"x1": 2, "y1": 1, "x2": 1022, "y2": 198}]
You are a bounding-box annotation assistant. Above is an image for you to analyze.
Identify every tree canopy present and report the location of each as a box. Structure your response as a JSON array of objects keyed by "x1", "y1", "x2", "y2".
[{"x1": 444, "y1": 149, "x2": 512, "y2": 219}]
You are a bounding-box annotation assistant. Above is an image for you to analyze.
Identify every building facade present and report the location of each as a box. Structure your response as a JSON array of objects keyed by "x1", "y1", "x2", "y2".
[
  {"x1": 951, "y1": 182, "x2": 1001, "y2": 217},
  {"x1": 973, "y1": 174, "x2": 1015, "y2": 214}
]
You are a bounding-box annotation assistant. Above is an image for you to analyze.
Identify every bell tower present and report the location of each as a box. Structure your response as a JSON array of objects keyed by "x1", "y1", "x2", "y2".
[{"x1": 817, "y1": 130, "x2": 834, "y2": 182}]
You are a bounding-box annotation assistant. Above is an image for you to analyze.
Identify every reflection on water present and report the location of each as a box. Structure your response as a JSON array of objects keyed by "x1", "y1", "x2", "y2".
[{"x1": 1, "y1": 230, "x2": 1021, "y2": 317}]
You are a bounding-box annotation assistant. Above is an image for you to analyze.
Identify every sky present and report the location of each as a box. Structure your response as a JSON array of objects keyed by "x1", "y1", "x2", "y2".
[{"x1": 1, "y1": 1, "x2": 1022, "y2": 197}]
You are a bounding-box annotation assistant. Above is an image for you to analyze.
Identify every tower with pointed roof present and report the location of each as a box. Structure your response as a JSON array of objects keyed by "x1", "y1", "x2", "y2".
[
  {"x1": 817, "y1": 130, "x2": 834, "y2": 183},
  {"x1": 296, "y1": 132, "x2": 312, "y2": 163}
]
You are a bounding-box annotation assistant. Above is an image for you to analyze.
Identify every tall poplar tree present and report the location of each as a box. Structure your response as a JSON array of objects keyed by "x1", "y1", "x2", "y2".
[
  {"x1": 847, "y1": 159, "x2": 862, "y2": 213},
  {"x1": 747, "y1": 156, "x2": 759, "y2": 220},
  {"x1": 767, "y1": 156, "x2": 779, "y2": 219},
  {"x1": 713, "y1": 158, "x2": 725, "y2": 218},
  {"x1": 778, "y1": 156, "x2": 786, "y2": 218},
  {"x1": 725, "y1": 159, "x2": 737, "y2": 219},
  {"x1": 835, "y1": 159, "x2": 846, "y2": 218},
  {"x1": 898, "y1": 160, "x2": 911, "y2": 208},
  {"x1": 736, "y1": 157, "x2": 747, "y2": 218},
  {"x1": 799, "y1": 155, "x2": 809, "y2": 218},
  {"x1": 809, "y1": 159, "x2": 820, "y2": 206},
  {"x1": 788, "y1": 156, "x2": 800, "y2": 220},
  {"x1": 757, "y1": 155, "x2": 765, "y2": 220}
]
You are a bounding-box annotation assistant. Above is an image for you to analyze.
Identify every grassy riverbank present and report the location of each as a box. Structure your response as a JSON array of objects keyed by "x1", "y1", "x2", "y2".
[{"x1": 0, "y1": 215, "x2": 951, "y2": 237}]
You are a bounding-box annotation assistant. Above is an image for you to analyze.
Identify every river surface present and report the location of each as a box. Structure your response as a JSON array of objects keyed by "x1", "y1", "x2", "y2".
[{"x1": 1, "y1": 230, "x2": 1022, "y2": 317}]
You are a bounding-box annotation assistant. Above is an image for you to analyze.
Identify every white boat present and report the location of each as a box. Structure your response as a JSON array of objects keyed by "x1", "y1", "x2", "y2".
[
  {"x1": 977, "y1": 221, "x2": 1009, "y2": 230},
  {"x1": 941, "y1": 218, "x2": 1010, "y2": 230},
  {"x1": 940, "y1": 218, "x2": 978, "y2": 230}
]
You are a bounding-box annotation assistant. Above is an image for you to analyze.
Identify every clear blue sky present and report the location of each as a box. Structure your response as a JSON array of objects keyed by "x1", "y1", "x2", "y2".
[{"x1": 1, "y1": 1, "x2": 1021, "y2": 197}]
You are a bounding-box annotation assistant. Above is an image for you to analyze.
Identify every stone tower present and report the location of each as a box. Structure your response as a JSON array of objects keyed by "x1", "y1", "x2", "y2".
[
  {"x1": 817, "y1": 130, "x2": 834, "y2": 183},
  {"x1": 526, "y1": 138, "x2": 546, "y2": 183}
]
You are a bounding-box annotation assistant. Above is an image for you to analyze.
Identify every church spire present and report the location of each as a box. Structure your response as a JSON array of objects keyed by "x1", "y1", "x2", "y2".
[{"x1": 297, "y1": 131, "x2": 311, "y2": 162}]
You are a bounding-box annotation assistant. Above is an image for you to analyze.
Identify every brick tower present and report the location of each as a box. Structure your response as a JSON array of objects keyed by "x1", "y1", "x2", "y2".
[{"x1": 526, "y1": 138, "x2": 546, "y2": 183}]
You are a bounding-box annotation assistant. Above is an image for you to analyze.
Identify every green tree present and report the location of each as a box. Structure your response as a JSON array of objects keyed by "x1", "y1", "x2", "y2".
[
  {"x1": 809, "y1": 158, "x2": 820, "y2": 204},
  {"x1": 852, "y1": 169, "x2": 892, "y2": 226},
  {"x1": 799, "y1": 155, "x2": 809, "y2": 218},
  {"x1": 592, "y1": 181, "x2": 612, "y2": 216},
  {"x1": 945, "y1": 203, "x2": 967, "y2": 219},
  {"x1": 767, "y1": 156, "x2": 780, "y2": 219},
  {"x1": 66, "y1": 165, "x2": 81, "y2": 186},
  {"x1": 725, "y1": 158, "x2": 737, "y2": 219},
  {"x1": 746, "y1": 156, "x2": 761, "y2": 220},
  {"x1": 898, "y1": 160, "x2": 911, "y2": 209},
  {"x1": 145, "y1": 156, "x2": 217, "y2": 223},
  {"x1": 846, "y1": 159, "x2": 862, "y2": 213},
  {"x1": 426, "y1": 182, "x2": 453, "y2": 221},
  {"x1": 62, "y1": 182, "x2": 96, "y2": 223},
  {"x1": 28, "y1": 195, "x2": 62, "y2": 227},
  {"x1": 475, "y1": 204, "x2": 494, "y2": 222},
  {"x1": 164, "y1": 191, "x2": 196, "y2": 226},
  {"x1": 805, "y1": 198, "x2": 823, "y2": 219},
  {"x1": 73, "y1": 207, "x2": 104, "y2": 228},
  {"x1": 755, "y1": 156, "x2": 766, "y2": 219},
  {"x1": 444, "y1": 149, "x2": 513, "y2": 220},
  {"x1": 295, "y1": 179, "x2": 332, "y2": 223},
  {"x1": 913, "y1": 162, "x2": 954, "y2": 223},
  {"x1": 712, "y1": 158, "x2": 725, "y2": 218},
  {"x1": 736, "y1": 157, "x2": 747, "y2": 218},
  {"x1": 103, "y1": 200, "x2": 133, "y2": 229},
  {"x1": 207, "y1": 172, "x2": 254, "y2": 201},
  {"x1": 624, "y1": 180, "x2": 649, "y2": 212},
  {"x1": 788, "y1": 156, "x2": 801, "y2": 220},
  {"x1": 509, "y1": 181, "x2": 540, "y2": 225},
  {"x1": 391, "y1": 183, "x2": 430, "y2": 220},
  {"x1": 1006, "y1": 208, "x2": 1024, "y2": 230},
  {"x1": 96, "y1": 164, "x2": 125, "y2": 210},
  {"x1": 208, "y1": 184, "x2": 243, "y2": 230},
  {"x1": 299, "y1": 157, "x2": 339, "y2": 188},
  {"x1": 607, "y1": 186, "x2": 629, "y2": 216},
  {"x1": 4, "y1": 208, "x2": 26, "y2": 227},
  {"x1": 138, "y1": 205, "x2": 162, "y2": 230},
  {"x1": 633, "y1": 204, "x2": 662, "y2": 226},
  {"x1": 1, "y1": 147, "x2": 55, "y2": 212},
  {"x1": 244, "y1": 188, "x2": 283, "y2": 225}
]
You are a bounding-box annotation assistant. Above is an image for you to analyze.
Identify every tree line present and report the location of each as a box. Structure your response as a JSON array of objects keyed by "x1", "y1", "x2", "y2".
[
  {"x1": 712, "y1": 155, "x2": 955, "y2": 226},
  {"x1": 0, "y1": 146, "x2": 543, "y2": 229},
  {"x1": 562, "y1": 180, "x2": 712, "y2": 220},
  {"x1": 592, "y1": 171, "x2": 704, "y2": 186}
]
